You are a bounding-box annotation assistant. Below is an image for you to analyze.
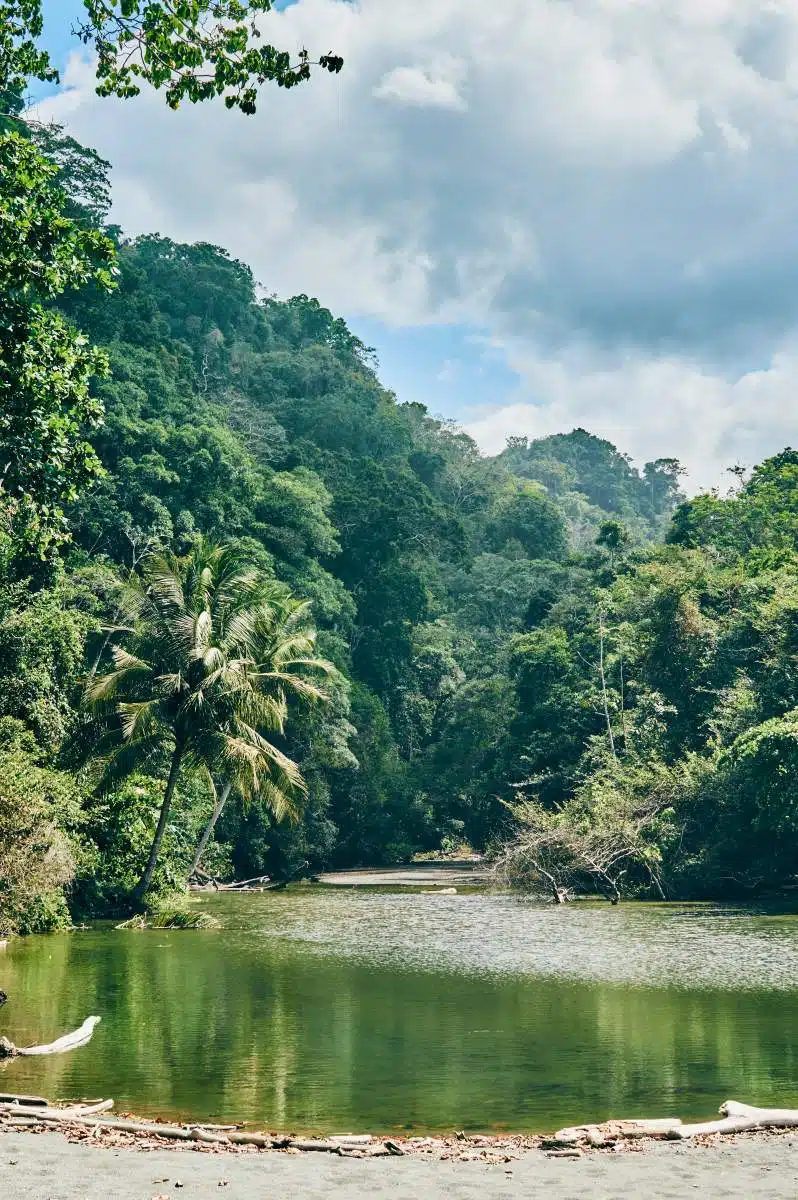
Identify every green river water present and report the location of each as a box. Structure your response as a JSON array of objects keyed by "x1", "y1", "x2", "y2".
[{"x1": 2, "y1": 886, "x2": 798, "y2": 1135}]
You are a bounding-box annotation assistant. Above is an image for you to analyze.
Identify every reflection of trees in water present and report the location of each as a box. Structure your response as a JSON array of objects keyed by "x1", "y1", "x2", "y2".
[
  {"x1": 4, "y1": 917, "x2": 798, "y2": 1130},
  {"x1": 0, "y1": 934, "x2": 78, "y2": 1097}
]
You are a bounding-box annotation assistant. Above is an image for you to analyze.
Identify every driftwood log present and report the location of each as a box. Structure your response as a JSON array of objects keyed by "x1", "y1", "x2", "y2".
[
  {"x1": 191, "y1": 859, "x2": 311, "y2": 893},
  {"x1": 3, "y1": 1092, "x2": 794, "y2": 1156},
  {"x1": 0, "y1": 1015, "x2": 101, "y2": 1059},
  {"x1": 553, "y1": 1100, "x2": 798, "y2": 1144},
  {"x1": 0, "y1": 1101, "x2": 393, "y2": 1152}
]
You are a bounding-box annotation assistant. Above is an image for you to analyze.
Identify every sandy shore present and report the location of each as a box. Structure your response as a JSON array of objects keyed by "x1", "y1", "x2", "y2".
[
  {"x1": 318, "y1": 862, "x2": 489, "y2": 887},
  {"x1": 2, "y1": 1129, "x2": 798, "y2": 1198}
]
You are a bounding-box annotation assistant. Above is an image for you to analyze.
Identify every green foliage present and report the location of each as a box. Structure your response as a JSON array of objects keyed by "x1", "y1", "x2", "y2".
[
  {"x1": 0, "y1": 131, "x2": 116, "y2": 554},
  {"x1": 77, "y1": 0, "x2": 342, "y2": 113},
  {"x1": 496, "y1": 451, "x2": 798, "y2": 900},
  {"x1": 74, "y1": 772, "x2": 194, "y2": 912},
  {"x1": 0, "y1": 1, "x2": 56, "y2": 110},
  {"x1": 677, "y1": 713, "x2": 798, "y2": 896},
  {"x1": 485, "y1": 480, "x2": 568, "y2": 560},
  {"x1": 28, "y1": 123, "x2": 113, "y2": 226},
  {"x1": 0, "y1": 567, "x2": 109, "y2": 744},
  {"x1": 87, "y1": 537, "x2": 335, "y2": 896},
  {"x1": 596, "y1": 519, "x2": 630, "y2": 564},
  {"x1": 498, "y1": 753, "x2": 685, "y2": 902},
  {"x1": 501, "y1": 429, "x2": 685, "y2": 543},
  {"x1": 670, "y1": 451, "x2": 798, "y2": 564},
  {"x1": 0, "y1": 719, "x2": 83, "y2": 934}
]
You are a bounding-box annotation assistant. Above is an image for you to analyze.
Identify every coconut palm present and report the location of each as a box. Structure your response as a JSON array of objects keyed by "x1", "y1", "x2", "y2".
[
  {"x1": 86, "y1": 538, "x2": 332, "y2": 900},
  {"x1": 187, "y1": 593, "x2": 335, "y2": 878}
]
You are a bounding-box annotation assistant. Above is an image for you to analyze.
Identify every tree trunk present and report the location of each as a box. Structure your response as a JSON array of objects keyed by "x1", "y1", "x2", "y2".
[
  {"x1": 597, "y1": 611, "x2": 617, "y2": 761},
  {"x1": 189, "y1": 779, "x2": 233, "y2": 878},
  {"x1": 135, "y1": 743, "x2": 184, "y2": 900}
]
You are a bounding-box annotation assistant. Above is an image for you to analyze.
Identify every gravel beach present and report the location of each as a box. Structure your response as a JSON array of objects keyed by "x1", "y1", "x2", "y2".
[{"x1": 2, "y1": 1130, "x2": 798, "y2": 1199}]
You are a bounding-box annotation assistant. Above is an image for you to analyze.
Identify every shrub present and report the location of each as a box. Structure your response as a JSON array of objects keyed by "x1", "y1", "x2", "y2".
[{"x1": 0, "y1": 719, "x2": 83, "y2": 935}]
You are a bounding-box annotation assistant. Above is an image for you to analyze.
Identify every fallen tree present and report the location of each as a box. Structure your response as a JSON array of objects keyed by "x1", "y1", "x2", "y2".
[{"x1": 495, "y1": 792, "x2": 669, "y2": 903}]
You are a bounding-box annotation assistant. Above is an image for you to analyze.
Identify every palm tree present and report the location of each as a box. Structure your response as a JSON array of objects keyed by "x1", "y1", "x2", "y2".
[
  {"x1": 86, "y1": 538, "x2": 332, "y2": 901},
  {"x1": 187, "y1": 593, "x2": 334, "y2": 878}
]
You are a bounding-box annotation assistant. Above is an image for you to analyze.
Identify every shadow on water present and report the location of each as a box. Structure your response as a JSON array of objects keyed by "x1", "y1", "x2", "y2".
[{"x1": 2, "y1": 887, "x2": 798, "y2": 1134}]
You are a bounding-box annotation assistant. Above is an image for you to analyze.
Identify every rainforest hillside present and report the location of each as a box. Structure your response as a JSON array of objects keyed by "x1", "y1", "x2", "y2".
[{"x1": 3, "y1": 126, "x2": 798, "y2": 932}]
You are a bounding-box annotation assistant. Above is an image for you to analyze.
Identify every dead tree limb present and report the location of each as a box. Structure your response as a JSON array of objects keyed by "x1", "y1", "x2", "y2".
[
  {"x1": 0, "y1": 1016, "x2": 100, "y2": 1058},
  {"x1": 552, "y1": 1100, "x2": 798, "y2": 1146}
]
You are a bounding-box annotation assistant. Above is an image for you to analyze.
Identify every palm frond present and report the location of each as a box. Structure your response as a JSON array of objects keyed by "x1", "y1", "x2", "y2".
[
  {"x1": 111, "y1": 647, "x2": 151, "y2": 673},
  {"x1": 85, "y1": 659, "x2": 153, "y2": 706},
  {"x1": 251, "y1": 671, "x2": 328, "y2": 703},
  {"x1": 95, "y1": 733, "x2": 168, "y2": 794},
  {"x1": 155, "y1": 670, "x2": 187, "y2": 695},
  {"x1": 117, "y1": 699, "x2": 162, "y2": 742},
  {"x1": 257, "y1": 776, "x2": 301, "y2": 824},
  {"x1": 231, "y1": 690, "x2": 287, "y2": 733}
]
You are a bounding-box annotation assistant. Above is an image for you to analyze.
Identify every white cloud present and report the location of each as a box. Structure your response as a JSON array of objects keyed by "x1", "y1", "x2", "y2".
[
  {"x1": 465, "y1": 343, "x2": 798, "y2": 489},
  {"x1": 37, "y1": 0, "x2": 798, "y2": 485},
  {"x1": 374, "y1": 57, "x2": 468, "y2": 111}
]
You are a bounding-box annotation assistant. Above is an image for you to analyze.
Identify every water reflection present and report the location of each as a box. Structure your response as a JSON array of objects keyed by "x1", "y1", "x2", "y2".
[{"x1": 1, "y1": 891, "x2": 798, "y2": 1133}]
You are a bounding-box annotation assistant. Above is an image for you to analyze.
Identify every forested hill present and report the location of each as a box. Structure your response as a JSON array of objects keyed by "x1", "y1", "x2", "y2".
[
  {"x1": 53, "y1": 234, "x2": 681, "y2": 875},
  {"x1": 4, "y1": 134, "x2": 798, "y2": 933},
  {"x1": 500, "y1": 431, "x2": 685, "y2": 545}
]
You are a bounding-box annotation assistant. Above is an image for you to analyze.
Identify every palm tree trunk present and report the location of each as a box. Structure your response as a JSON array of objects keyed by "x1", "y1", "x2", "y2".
[
  {"x1": 189, "y1": 780, "x2": 233, "y2": 878},
  {"x1": 135, "y1": 742, "x2": 184, "y2": 901}
]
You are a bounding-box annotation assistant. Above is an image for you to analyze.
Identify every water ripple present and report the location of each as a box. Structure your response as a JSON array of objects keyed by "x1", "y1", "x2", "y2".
[{"x1": 206, "y1": 890, "x2": 798, "y2": 992}]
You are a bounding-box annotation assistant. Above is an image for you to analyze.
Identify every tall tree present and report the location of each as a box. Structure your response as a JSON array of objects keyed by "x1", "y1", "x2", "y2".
[
  {"x1": 189, "y1": 591, "x2": 336, "y2": 877},
  {"x1": 87, "y1": 539, "x2": 330, "y2": 899},
  {"x1": 0, "y1": 132, "x2": 116, "y2": 555}
]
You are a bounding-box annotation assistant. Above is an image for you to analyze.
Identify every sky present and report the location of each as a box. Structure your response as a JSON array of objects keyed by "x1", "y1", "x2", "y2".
[{"x1": 31, "y1": 0, "x2": 798, "y2": 489}]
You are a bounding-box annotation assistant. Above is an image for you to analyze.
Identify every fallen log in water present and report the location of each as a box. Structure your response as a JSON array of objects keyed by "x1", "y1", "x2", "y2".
[
  {"x1": 220, "y1": 874, "x2": 272, "y2": 890},
  {"x1": 0, "y1": 1016, "x2": 101, "y2": 1059}
]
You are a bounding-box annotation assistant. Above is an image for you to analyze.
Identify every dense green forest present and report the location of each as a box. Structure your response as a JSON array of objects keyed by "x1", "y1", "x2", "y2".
[{"x1": 3, "y1": 46, "x2": 798, "y2": 933}]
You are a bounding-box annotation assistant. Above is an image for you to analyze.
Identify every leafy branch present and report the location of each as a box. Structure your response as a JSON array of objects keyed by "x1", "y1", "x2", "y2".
[{"x1": 76, "y1": 1, "x2": 343, "y2": 114}]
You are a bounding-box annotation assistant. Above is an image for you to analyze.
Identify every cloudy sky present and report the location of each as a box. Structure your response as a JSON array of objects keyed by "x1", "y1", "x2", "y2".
[{"x1": 34, "y1": 0, "x2": 798, "y2": 488}]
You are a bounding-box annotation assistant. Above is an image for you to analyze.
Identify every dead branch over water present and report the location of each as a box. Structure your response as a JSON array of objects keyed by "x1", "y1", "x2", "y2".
[{"x1": 0, "y1": 1016, "x2": 101, "y2": 1059}]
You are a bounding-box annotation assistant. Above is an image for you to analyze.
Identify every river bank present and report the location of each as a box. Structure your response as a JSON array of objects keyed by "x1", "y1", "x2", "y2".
[{"x1": 2, "y1": 1126, "x2": 798, "y2": 1199}]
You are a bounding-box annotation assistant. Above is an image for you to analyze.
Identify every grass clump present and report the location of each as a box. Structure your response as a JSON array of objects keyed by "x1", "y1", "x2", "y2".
[{"x1": 116, "y1": 900, "x2": 220, "y2": 931}]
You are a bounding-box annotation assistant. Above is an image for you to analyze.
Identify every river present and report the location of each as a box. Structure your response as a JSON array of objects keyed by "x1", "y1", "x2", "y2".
[{"x1": 2, "y1": 880, "x2": 798, "y2": 1134}]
